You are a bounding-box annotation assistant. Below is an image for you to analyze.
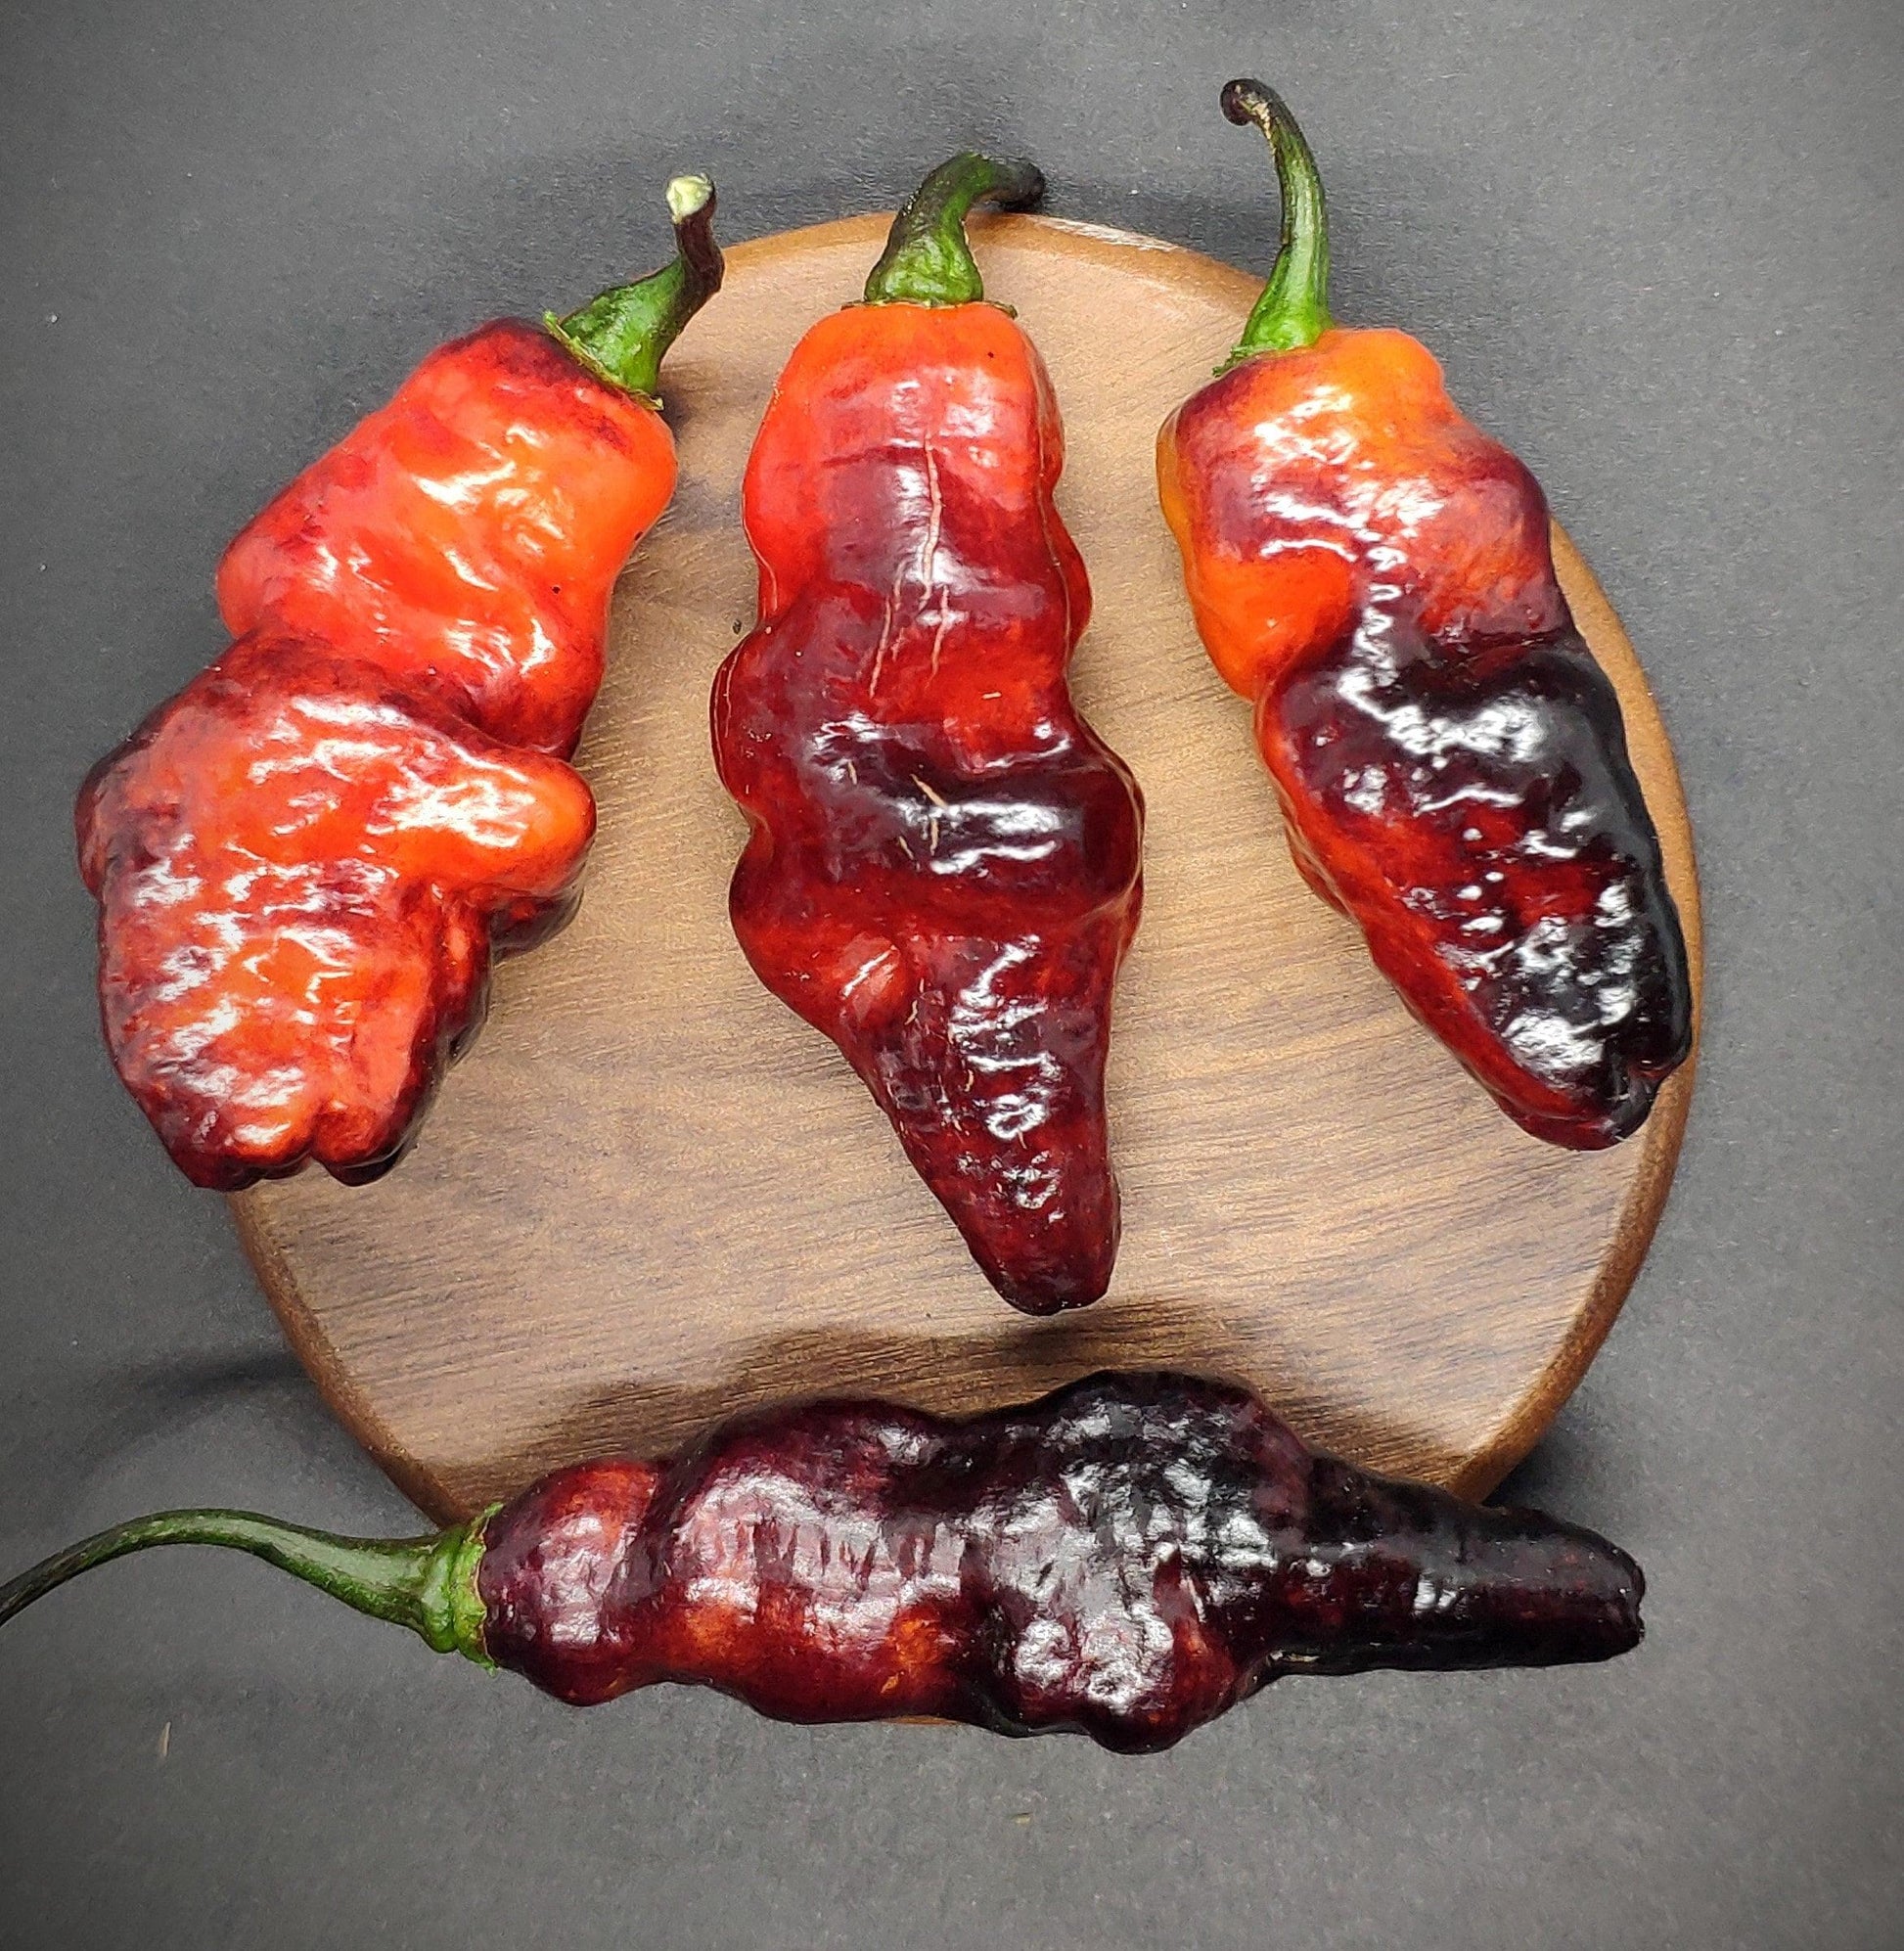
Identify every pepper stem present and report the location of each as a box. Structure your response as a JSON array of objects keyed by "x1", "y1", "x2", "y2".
[
  {"x1": 863, "y1": 153, "x2": 1045, "y2": 308},
  {"x1": 1221, "y1": 79, "x2": 1333, "y2": 365},
  {"x1": 0, "y1": 1508, "x2": 497, "y2": 1664},
  {"x1": 547, "y1": 172, "x2": 724, "y2": 402}
]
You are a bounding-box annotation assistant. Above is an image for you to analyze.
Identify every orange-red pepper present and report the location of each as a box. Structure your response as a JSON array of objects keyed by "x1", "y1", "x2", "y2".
[
  {"x1": 77, "y1": 178, "x2": 722, "y2": 1188},
  {"x1": 712, "y1": 157, "x2": 1144, "y2": 1311},
  {"x1": 1157, "y1": 84, "x2": 1692, "y2": 1148}
]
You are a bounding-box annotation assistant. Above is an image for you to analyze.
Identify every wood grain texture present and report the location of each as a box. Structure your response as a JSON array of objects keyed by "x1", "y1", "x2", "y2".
[{"x1": 231, "y1": 213, "x2": 1702, "y2": 1521}]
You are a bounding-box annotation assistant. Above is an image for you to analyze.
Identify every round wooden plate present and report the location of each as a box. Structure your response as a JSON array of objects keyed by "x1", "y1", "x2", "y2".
[{"x1": 232, "y1": 212, "x2": 1701, "y2": 1523}]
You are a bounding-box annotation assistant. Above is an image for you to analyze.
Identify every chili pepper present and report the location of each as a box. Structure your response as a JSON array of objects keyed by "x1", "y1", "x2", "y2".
[
  {"x1": 76, "y1": 177, "x2": 723, "y2": 1189},
  {"x1": 0, "y1": 1369, "x2": 1642, "y2": 1753},
  {"x1": 711, "y1": 156, "x2": 1145, "y2": 1312},
  {"x1": 1156, "y1": 84, "x2": 1693, "y2": 1148}
]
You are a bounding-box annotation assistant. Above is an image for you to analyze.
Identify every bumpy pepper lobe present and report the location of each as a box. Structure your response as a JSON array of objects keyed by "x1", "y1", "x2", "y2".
[
  {"x1": 76, "y1": 636, "x2": 597, "y2": 1187},
  {"x1": 218, "y1": 321, "x2": 677, "y2": 758}
]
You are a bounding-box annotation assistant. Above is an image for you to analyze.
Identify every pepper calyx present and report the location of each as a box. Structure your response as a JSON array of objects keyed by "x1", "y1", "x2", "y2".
[
  {"x1": 417, "y1": 1505, "x2": 500, "y2": 1665},
  {"x1": 863, "y1": 153, "x2": 1044, "y2": 309}
]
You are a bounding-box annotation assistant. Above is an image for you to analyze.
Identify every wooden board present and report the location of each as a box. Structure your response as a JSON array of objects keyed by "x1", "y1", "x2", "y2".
[{"x1": 232, "y1": 213, "x2": 1702, "y2": 1522}]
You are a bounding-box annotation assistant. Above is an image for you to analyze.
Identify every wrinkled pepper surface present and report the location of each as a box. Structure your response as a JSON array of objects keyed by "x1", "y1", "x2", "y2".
[
  {"x1": 76, "y1": 178, "x2": 722, "y2": 1188},
  {"x1": 1157, "y1": 84, "x2": 1692, "y2": 1147},
  {"x1": 712, "y1": 156, "x2": 1144, "y2": 1312},
  {"x1": 0, "y1": 1369, "x2": 1643, "y2": 1754}
]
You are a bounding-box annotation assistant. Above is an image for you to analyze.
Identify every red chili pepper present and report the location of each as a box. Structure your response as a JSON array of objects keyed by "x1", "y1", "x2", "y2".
[
  {"x1": 76, "y1": 178, "x2": 723, "y2": 1188},
  {"x1": 1157, "y1": 85, "x2": 1693, "y2": 1147},
  {"x1": 0, "y1": 1371, "x2": 1642, "y2": 1753},
  {"x1": 712, "y1": 157, "x2": 1145, "y2": 1313}
]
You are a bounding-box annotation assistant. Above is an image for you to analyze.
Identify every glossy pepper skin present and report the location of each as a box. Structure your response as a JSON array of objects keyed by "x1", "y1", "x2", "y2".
[
  {"x1": 75, "y1": 180, "x2": 722, "y2": 1189},
  {"x1": 0, "y1": 1370, "x2": 1644, "y2": 1755},
  {"x1": 712, "y1": 157, "x2": 1144, "y2": 1312},
  {"x1": 1157, "y1": 84, "x2": 1692, "y2": 1147}
]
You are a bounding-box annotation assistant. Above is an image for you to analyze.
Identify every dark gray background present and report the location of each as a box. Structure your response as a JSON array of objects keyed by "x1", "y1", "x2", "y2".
[{"x1": 2, "y1": 0, "x2": 1898, "y2": 1944}]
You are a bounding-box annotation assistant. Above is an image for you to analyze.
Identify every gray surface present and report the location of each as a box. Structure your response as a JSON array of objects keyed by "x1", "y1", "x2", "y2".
[{"x1": 1, "y1": 0, "x2": 1898, "y2": 1943}]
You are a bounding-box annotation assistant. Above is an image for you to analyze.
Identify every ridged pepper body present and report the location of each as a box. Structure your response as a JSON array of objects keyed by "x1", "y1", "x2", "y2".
[
  {"x1": 476, "y1": 1371, "x2": 1644, "y2": 1752},
  {"x1": 1159, "y1": 326, "x2": 1692, "y2": 1146},
  {"x1": 218, "y1": 320, "x2": 675, "y2": 758},
  {"x1": 78, "y1": 320, "x2": 676, "y2": 1188},
  {"x1": 712, "y1": 300, "x2": 1144, "y2": 1310}
]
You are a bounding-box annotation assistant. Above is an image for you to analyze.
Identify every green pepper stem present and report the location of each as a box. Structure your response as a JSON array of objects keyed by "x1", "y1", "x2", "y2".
[
  {"x1": 0, "y1": 1507, "x2": 497, "y2": 1664},
  {"x1": 547, "y1": 172, "x2": 724, "y2": 401},
  {"x1": 1222, "y1": 79, "x2": 1333, "y2": 365},
  {"x1": 863, "y1": 153, "x2": 1045, "y2": 308}
]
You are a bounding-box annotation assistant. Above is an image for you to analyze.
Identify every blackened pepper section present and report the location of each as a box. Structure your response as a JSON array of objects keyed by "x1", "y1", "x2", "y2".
[{"x1": 1268, "y1": 617, "x2": 1690, "y2": 1143}]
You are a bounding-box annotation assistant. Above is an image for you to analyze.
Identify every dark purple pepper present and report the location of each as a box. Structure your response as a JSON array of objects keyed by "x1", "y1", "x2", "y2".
[{"x1": 0, "y1": 1372, "x2": 1642, "y2": 1753}]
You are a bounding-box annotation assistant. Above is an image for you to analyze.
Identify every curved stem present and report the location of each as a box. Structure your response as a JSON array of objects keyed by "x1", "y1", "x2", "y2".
[
  {"x1": 863, "y1": 153, "x2": 1045, "y2": 307},
  {"x1": 548, "y1": 172, "x2": 724, "y2": 401},
  {"x1": 0, "y1": 1508, "x2": 496, "y2": 1664},
  {"x1": 1221, "y1": 79, "x2": 1332, "y2": 365}
]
